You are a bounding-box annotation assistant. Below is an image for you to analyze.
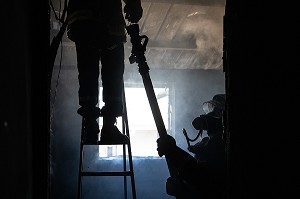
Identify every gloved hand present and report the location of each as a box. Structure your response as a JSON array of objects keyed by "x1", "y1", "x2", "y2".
[
  {"x1": 156, "y1": 135, "x2": 177, "y2": 157},
  {"x1": 124, "y1": 1, "x2": 143, "y2": 23}
]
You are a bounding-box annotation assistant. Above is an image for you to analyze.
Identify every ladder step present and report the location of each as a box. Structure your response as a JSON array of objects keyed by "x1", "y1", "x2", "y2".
[{"x1": 81, "y1": 171, "x2": 132, "y2": 176}]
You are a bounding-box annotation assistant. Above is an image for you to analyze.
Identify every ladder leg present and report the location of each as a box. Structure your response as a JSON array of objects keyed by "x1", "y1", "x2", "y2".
[
  {"x1": 127, "y1": 141, "x2": 136, "y2": 199},
  {"x1": 77, "y1": 119, "x2": 84, "y2": 199},
  {"x1": 122, "y1": 83, "x2": 137, "y2": 199},
  {"x1": 123, "y1": 144, "x2": 128, "y2": 199}
]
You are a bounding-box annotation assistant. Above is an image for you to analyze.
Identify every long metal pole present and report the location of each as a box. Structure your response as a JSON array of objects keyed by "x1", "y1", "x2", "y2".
[{"x1": 126, "y1": 24, "x2": 177, "y2": 179}]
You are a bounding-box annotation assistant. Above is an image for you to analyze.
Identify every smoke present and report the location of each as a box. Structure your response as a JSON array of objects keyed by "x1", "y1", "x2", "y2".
[
  {"x1": 180, "y1": 6, "x2": 225, "y2": 69},
  {"x1": 49, "y1": 4, "x2": 225, "y2": 198},
  {"x1": 50, "y1": 65, "x2": 225, "y2": 198}
]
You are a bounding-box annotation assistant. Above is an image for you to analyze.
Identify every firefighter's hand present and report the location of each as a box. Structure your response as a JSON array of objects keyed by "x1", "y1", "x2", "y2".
[
  {"x1": 124, "y1": 2, "x2": 143, "y2": 23},
  {"x1": 156, "y1": 135, "x2": 177, "y2": 157}
]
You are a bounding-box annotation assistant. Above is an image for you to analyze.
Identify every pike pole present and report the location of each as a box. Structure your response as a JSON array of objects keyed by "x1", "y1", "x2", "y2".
[{"x1": 126, "y1": 24, "x2": 177, "y2": 179}]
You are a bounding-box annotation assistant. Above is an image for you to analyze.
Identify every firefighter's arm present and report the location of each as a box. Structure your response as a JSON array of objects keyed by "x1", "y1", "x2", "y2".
[
  {"x1": 157, "y1": 135, "x2": 199, "y2": 176},
  {"x1": 123, "y1": 0, "x2": 143, "y2": 23}
]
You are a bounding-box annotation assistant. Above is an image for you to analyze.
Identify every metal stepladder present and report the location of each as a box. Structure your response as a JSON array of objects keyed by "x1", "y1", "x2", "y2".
[{"x1": 77, "y1": 85, "x2": 137, "y2": 199}]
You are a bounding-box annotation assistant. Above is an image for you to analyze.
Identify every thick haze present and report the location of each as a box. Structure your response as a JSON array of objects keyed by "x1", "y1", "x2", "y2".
[
  {"x1": 49, "y1": 1, "x2": 225, "y2": 198},
  {"x1": 49, "y1": 65, "x2": 225, "y2": 198}
]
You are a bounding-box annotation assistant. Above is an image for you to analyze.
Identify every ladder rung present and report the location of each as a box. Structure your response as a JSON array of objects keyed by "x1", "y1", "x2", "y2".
[{"x1": 80, "y1": 171, "x2": 132, "y2": 176}]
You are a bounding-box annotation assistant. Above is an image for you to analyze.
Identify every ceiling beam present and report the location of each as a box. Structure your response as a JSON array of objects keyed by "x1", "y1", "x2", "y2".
[
  {"x1": 142, "y1": 0, "x2": 225, "y2": 6},
  {"x1": 61, "y1": 41, "x2": 200, "y2": 50}
]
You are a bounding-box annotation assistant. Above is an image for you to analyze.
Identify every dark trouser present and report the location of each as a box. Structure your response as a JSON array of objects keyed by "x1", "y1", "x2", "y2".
[{"x1": 75, "y1": 41, "x2": 125, "y2": 116}]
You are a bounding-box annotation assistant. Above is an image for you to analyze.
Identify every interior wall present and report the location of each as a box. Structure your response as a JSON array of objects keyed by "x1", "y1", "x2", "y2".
[{"x1": 49, "y1": 66, "x2": 225, "y2": 199}]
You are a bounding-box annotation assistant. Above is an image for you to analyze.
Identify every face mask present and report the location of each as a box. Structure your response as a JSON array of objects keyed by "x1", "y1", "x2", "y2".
[{"x1": 203, "y1": 101, "x2": 215, "y2": 114}]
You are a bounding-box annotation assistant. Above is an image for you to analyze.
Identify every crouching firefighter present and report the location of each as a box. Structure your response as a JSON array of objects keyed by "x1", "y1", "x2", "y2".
[
  {"x1": 157, "y1": 94, "x2": 226, "y2": 199},
  {"x1": 187, "y1": 94, "x2": 226, "y2": 165},
  {"x1": 66, "y1": 0, "x2": 143, "y2": 144}
]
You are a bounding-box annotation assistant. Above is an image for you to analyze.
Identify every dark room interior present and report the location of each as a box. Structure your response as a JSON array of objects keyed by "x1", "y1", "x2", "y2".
[{"x1": 2, "y1": 0, "x2": 299, "y2": 199}]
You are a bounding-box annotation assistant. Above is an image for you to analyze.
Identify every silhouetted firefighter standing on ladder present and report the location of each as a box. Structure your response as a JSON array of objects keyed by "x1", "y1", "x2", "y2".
[{"x1": 66, "y1": 0, "x2": 143, "y2": 144}]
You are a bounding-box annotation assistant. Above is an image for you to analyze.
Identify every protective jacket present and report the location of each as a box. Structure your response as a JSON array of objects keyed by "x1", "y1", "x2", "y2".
[{"x1": 66, "y1": 0, "x2": 127, "y2": 48}]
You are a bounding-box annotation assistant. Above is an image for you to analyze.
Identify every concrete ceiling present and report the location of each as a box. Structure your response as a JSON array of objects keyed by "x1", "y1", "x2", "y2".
[{"x1": 51, "y1": 0, "x2": 225, "y2": 70}]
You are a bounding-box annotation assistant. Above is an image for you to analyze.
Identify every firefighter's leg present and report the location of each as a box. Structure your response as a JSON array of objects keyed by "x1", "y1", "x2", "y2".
[
  {"x1": 75, "y1": 41, "x2": 101, "y2": 144},
  {"x1": 99, "y1": 42, "x2": 129, "y2": 144}
]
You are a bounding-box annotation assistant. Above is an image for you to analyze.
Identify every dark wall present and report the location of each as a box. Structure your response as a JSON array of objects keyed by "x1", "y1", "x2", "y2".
[
  {"x1": 2, "y1": 0, "x2": 49, "y2": 199},
  {"x1": 49, "y1": 66, "x2": 225, "y2": 199},
  {"x1": 224, "y1": 1, "x2": 300, "y2": 198}
]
